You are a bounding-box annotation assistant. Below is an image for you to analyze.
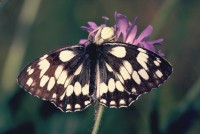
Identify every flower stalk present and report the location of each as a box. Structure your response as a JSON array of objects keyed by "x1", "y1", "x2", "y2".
[{"x1": 92, "y1": 105, "x2": 104, "y2": 134}]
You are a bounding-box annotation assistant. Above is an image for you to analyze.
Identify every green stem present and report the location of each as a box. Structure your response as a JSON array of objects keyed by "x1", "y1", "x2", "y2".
[{"x1": 92, "y1": 105, "x2": 104, "y2": 134}]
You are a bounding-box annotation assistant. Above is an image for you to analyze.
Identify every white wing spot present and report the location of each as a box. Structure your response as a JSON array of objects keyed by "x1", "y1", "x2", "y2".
[
  {"x1": 74, "y1": 82, "x2": 82, "y2": 96},
  {"x1": 155, "y1": 70, "x2": 163, "y2": 78},
  {"x1": 75, "y1": 104, "x2": 81, "y2": 109},
  {"x1": 119, "y1": 99, "x2": 126, "y2": 105},
  {"x1": 26, "y1": 78, "x2": 33, "y2": 86},
  {"x1": 38, "y1": 59, "x2": 50, "y2": 78},
  {"x1": 156, "y1": 58, "x2": 161, "y2": 63},
  {"x1": 27, "y1": 66, "x2": 31, "y2": 72},
  {"x1": 100, "y1": 99, "x2": 107, "y2": 104},
  {"x1": 40, "y1": 75, "x2": 49, "y2": 87},
  {"x1": 137, "y1": 52, "x2": 148, "y2": 62},
  {"x1": 123, "y1": 60, "x2": 133, "y2": 74},
  {"x1": 40, "y1": 54, "x2": 48, "y2": 61},
  {"x1": 105, "y1": 63, "x2": 113, "y2": 72},
  {"x1": 28, "y1": 69, "x2": 34, "y2": 75},
  {"x1": 59, "y1": 50, "x2": 75, "y2": 62},
  {"x1": 82, "y1": 84, "x2": 89, "y2": 95},
  {"x1": 154, "y1": 60, "x2": 160, "y2": 66},
  {"x1": 137, "y1": 48, "x2": 147, "y2": 53},
  {"x1": 57, "y1": 70, "x2": 67, "y2": 84},
  {"x1": 108, "y1": 78, "x2": 115, "y2": 92},
  {"x1": 138, "y1": 60, "x2": 148, "y2": 70},
  {"x1": 110, "y1": 46, "x2": 126, "y2": 58},
  {"x1": 74, "y1": 64, "x2": 83, "y2": 75},
  {"x1": 116, "y1": 81, "x2": 124, "y2": 92},
  {"x1": 110, "y1": 101, "x2": 116, "y2": 105},
  {"x1": 132, "y1": 88, "x2": 137, "y2": 93},
  {"x1": 66, "y1": 85, "x2": 74, "y2": 97},
  {"x1": 138, "y1": 69, "x2": 149, "y2": 80},
  {"x1": 64, "y1": 76, "x2": 71, "y2": 88},
  {"x1": 136, "y1": 52, "x2": 148, "y2": 70},
  {"x1": 116, "y1": 74, "x2": 124, "y2": 84},
  {"x1": 66, "y1": 104, "x2": 71, "y2": 110},
  {"x1": 55, "y1": 65, "x2": 64, "y2": 79},
  {"x1": 31, "y1": 82, "x2": 36, "y2": 86},
  {"x1": 52, "y1": 93, "x2": 57, "y2": 99},
  {"x1": 99, "y1": 82, "x2": 108, "y2": 96},
  {"x1": 132, "y1": 71, "x2": 141, "y2": 84},
  {"x1": 120, "y1": 66, "x2": 131, "y2": 80},
  {"x1": 140, "y1": 52, "x2": 148, "y2": 59},
  {"x1": 84, "y1": 101, "x2": 90, "y2": 106},
  {"x1": 59, "y1": 92, "x2": 65, "y2": 101},
  {"x1": 47, "y1": 77, "x2": 55, "y2": 91}
]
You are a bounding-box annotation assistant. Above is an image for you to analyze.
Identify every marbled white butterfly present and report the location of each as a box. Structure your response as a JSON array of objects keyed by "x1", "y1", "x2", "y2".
[{"x1": 17, "y1": 27, "x2": 172, "y2": 112}]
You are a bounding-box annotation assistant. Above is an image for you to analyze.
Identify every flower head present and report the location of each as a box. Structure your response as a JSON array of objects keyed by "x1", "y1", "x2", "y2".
[{"x1": 80, "y1": 12, "x2": 164, "y2": 56}]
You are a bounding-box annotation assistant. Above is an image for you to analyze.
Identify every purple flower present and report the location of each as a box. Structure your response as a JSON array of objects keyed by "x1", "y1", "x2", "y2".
[{"x1": 80, "y1": 12, "x2": 164, "y2": 56}]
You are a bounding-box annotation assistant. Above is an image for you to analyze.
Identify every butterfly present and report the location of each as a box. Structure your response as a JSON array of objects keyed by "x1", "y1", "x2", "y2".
[{"x1": 17, "y1": 41, "x2": 172, "y2": 112}]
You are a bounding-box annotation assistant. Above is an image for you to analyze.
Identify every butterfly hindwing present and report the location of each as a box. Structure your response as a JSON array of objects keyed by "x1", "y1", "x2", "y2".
[
  {"x1": 97, "y1": 59, "x2": 139, "y2": 108},
  {"x1": 96, "y1": 42, "x2": 172, "y2": 107},
  {"x1": 17, "y1": 45, "x2": 93, "y2": 112}
]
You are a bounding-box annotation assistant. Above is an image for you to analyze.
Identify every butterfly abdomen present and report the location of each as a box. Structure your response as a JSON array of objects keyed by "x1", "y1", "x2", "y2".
[{"x1": 85, "y1": 44, "x2": 99, "y2": 98}]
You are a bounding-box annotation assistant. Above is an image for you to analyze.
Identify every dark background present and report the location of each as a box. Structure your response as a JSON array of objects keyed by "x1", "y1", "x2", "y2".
[{"x1": 0, "y1": 0, "x2": 200, "y2": 134}]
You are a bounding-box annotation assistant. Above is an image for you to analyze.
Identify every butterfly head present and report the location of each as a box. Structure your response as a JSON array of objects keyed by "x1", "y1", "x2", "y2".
[{"x1": 89, "y1": 26, "x2": 115, "y2": 45}]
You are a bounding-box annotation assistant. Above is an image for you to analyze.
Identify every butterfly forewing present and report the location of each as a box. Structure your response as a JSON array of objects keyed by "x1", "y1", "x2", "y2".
[
  {"x1": 17, "y1": 45, "x2": 94, "y2": 112},
  {"x1": 95, "y1": 42, "x2": 172, "y2": 107}
]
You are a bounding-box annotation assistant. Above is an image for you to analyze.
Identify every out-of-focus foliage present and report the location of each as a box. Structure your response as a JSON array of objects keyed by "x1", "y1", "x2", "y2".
[{"x1": 0, "y1": 0, "x2": 200, "y2": 134}]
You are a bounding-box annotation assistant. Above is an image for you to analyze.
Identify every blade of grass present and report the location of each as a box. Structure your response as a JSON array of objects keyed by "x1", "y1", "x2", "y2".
[
  {"x1": 0, "y1": 0, "x2": 12, "y2": 11},
  {"x1": 151, "y1": 0, "x2": 178, "y2": 37},
  {"x1": 148, "y1": 0, "x2": 178, "y2": 132},
  {"x1": 1, "y1": 0, "x2": 41, "y2": 92},
  {"x1": 163, "y1": 77, "x2": 200, "y2": 132},
  {"x1": 0, "y1": 1, "x2": 42, "y2": 131}
]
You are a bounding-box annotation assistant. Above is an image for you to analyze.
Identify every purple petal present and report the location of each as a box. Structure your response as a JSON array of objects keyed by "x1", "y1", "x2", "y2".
[
  {"x1": 147, "y1": 38, "x2": 163, "y2": 45},
  {"x1": 87, "y1": 22, "x2": 98, "y2": 29},
  {"x1": 125, "y1": 25, "x2": 137, "y2": 44},
  {"x1": 142, "y1": 42, "x2": 156, "y2": 52},
  {"x1": 132, "y1": 17, "x2": 139, "y2": 26},
  {"x1": 115, "y1": 12, "x2": 129, "y2": 41},
  {"x1": 157, "y1": 50, "x2": 165, "y2": 57},
  {"x1": 80, "y1": 21, "x2": 98, "y2": 33},
  {"x1": 134, "y1": 25, "x2": 153, "y2": 44},
  {"x1": 102, "y1": 16, "x2": 109, "y2": 21},
  {"x1": 125, "y1": 17, "x2": 139, "y2": 43},
  {"x1": 100, "y1": 24, "x2": 106, "y2": 28},
  {"x1": 79, "y1": 39, "x2": 89, "y2": 45},
  {"x1": 80, "y1": 26, "x2": 92, "y2": 33}
]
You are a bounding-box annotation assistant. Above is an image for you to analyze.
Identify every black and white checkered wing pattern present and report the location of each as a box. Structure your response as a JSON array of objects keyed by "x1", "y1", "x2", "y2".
[
  {"x1": 18, "y1": 42, "x2": 172, "y2": 111},
  {"x1": 97, "y1": 42, "x2": 172, "y2": 107},
  {"x1": 17, "y1": 45, "x2": 93, "y2": 112},
  {"x1": 97, "y1": 59, "x2": 139, "y2": 108}
]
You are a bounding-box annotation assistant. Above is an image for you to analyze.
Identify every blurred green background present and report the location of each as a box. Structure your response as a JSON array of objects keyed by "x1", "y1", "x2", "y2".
[{"x1": 0, "y1": 0, "x2": 200, "y2": 134}]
